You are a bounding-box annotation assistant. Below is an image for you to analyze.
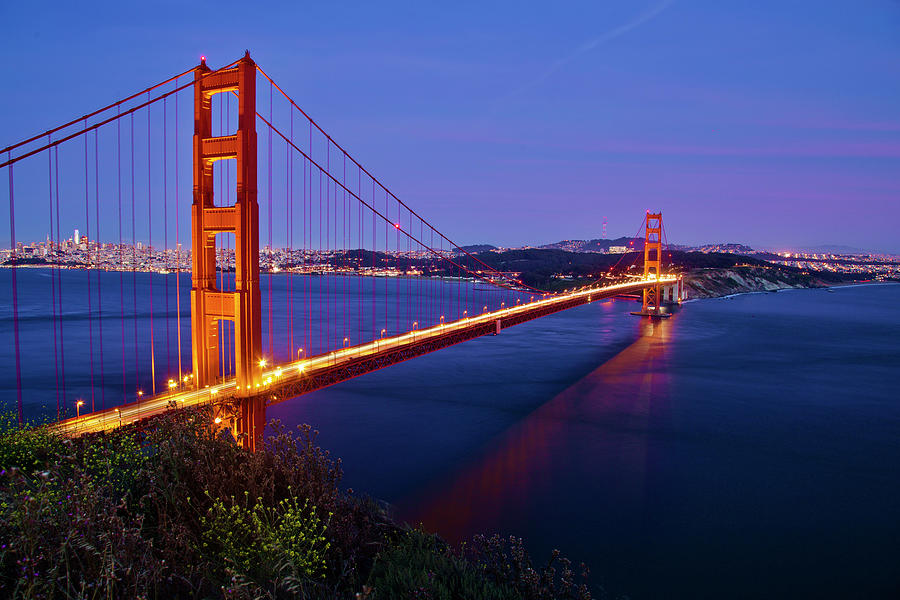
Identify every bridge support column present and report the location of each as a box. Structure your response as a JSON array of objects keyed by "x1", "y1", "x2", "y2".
[
  {"x1": 192, "y1": 52, "x2": 264, "y2": 449},
  {"x1": 236, "y1": 395, "x2": 266, "y2": 453},
  {"x1": 631, "y1": 212, "x2": 671, "y2": 319}
]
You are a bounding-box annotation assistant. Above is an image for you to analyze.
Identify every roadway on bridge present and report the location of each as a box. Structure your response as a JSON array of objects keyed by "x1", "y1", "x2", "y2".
[{"x1": 56, "y1": 276, "x2": 677, "y2": 436}]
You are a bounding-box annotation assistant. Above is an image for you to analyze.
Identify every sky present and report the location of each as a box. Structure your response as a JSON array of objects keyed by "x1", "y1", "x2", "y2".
[{"x1": 1, "y1": 0, "x2": 899, "y2": 252}]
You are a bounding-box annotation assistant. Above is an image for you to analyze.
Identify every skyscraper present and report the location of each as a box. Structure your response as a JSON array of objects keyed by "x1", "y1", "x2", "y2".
[{"x1": 74, "y1": 229, "x2": 80, "y2": 244}]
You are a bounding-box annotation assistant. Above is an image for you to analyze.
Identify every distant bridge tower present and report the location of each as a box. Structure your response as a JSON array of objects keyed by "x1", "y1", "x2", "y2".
[
  {"x1": 631, "y1": 211, "x2": 672, "y2": 318},
  {"x1": 191, "y1": 52, "x2": 265, "y2": 449}
]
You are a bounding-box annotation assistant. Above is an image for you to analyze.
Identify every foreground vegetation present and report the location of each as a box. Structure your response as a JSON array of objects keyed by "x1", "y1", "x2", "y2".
[{"x1": 0, "y1": 411, "x2": 608, "y2": 599}]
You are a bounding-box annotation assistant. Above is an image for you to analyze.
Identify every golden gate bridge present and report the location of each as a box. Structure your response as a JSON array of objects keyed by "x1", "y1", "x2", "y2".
[{"x1": 1, "y1": 53, "x2": 681, "y2": 450}]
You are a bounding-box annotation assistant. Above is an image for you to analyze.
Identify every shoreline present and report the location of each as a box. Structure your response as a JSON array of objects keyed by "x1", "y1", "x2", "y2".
[{"x1": 685, "y1": 279, "x2": 898, "y2": 303}]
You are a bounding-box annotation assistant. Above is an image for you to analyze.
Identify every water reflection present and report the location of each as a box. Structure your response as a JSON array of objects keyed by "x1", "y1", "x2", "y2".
[{"x1": 401, "y1": 316, "x2": 673, "y2": 542}]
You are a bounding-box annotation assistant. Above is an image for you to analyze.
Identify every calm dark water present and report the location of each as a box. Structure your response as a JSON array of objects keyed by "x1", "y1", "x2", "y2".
[
  {"x1": 2, "y1": 270, "x2": 899, "y2": 598},
  {"x1": 268, "y1": 283, "x2": 900, "y2": 599}
]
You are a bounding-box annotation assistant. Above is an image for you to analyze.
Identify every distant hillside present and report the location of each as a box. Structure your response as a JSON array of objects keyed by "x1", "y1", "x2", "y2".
[
  {"x1": 694, "y1": 243, "x2": 755, "y2": 254},
  {"x1": 469, "y1": 247, "x2": 855, "y2": 291},
  {"x1": 684, "y1": 266, "x2": 845, "y2": 298},
  {"x1": 457, "y1": 244, "x2": 498, "y2": 253},
  {"x1": 539, "y1": 237, "x2": 642, "y2": 252}
]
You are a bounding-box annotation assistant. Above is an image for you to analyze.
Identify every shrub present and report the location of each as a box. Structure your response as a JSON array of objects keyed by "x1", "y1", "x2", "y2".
[
  {"x1": 0, "y1": 412, "x2": 64, "y2": 473},
  {"x1": 467, "y1": 534, "x2": 594, "y2": 600},
  {"x1": 80, "y1": 429, "x2": 147, "y2": 498},
  {"x1": 368, "y1": 529, "x2": 517, "y2": 600},
  {"x1": 0, "y1": 407, "x2": 613, "y2": 599},
  {"x1": 200, "y1": 489, "x2": 330, "y2": 582}
]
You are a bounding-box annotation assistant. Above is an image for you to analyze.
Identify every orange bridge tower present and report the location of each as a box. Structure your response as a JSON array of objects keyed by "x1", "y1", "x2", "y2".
[
  {"x1": 631, "y1": 211, "x2": 674, "y2": 318},
  {"x1": 191, "y1": 52, "x2": 264, "y2": 449}
]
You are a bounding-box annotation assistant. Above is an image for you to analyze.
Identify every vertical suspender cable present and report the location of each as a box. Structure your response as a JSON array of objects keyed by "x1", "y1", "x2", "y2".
[
  {"x1": 372, "y1": 179, "x2": 376, "y2": 342},
  {"x1": 306, "y1": 147, "x2": 310, "y2": 355},
  {"x1": 385, "y1": 189, "x2": 388, "y2": 335},
  {"x1": 174, "y1": 79, "x2": 183, "y2": 384},
  {"x1": 131, "y1": 114, "x2": 140, "y2": 399},
  {"x1": 358, "y1": 166, "x2": 362, "y2": 354},
  {"x1": 7, "y1": 155, "x2": 23, "y2": 425},
  {"x1": 267, "y1": 81, "x2": 274, "y2": 358},
  {"x1": 327, "y1": 140, "x2": 332, "y2": 354},
  {"x1": 48, "y1": 136, "x2": 60, "y2": 418},
  {"x1": 393, "y1": 203, "x2": 396, "y2": 334},
  {"x1": 288, "y1": 110, "x2": 294, "y2": 359},
  {"x1": 341, "y1": 154, "x2": 345, "y2": 347},
  {"x1": 163, "y1": 97, "x2": 171, "y2": 381},
  {"x1": 94, "y1": 129, "x2": 105, "y2": 410},
  {"x1": 54, "y1": 145, "x2": 67, "y2": 406},
  {"x1": 118, "y1": 111, "x2": 126, "y2": 404},
  {"x1": 147, "y1": 93, "x2": 156, "y2": 396},
  {"x1": 83, "y1": 120, "x2": 95, "y2": 412},
  {"x1": 320, "y1": 136, "x2": 325, "y2": 354}
]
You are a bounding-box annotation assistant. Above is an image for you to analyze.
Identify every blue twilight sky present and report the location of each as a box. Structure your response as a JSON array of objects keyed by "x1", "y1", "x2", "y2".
[{"x1": 1, "y1": 0, "x2": 899, "y2": 252}]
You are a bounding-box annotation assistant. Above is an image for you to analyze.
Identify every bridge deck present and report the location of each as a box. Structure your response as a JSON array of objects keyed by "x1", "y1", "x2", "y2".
[{"x1": 56, "y1": 276, "x2": 677, "y2": 436}]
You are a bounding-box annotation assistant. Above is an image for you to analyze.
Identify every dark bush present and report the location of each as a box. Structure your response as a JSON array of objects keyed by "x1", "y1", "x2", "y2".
[{"x1": 0, "y1": 408, "x2": 609, "y2": 599}]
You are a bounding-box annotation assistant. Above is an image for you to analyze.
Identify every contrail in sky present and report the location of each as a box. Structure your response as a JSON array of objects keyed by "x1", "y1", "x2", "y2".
[{"x1": 498, "y1": 0, "x2": 675, "y2": 103}]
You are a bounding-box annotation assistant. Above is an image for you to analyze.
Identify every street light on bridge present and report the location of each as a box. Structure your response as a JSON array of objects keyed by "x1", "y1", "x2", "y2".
[{"x1": 75, "y1": 399, "x2": 84, "y2": 418}]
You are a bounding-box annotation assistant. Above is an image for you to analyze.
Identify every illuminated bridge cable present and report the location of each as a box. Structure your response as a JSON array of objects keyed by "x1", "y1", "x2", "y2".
[
  {"x1": 117, "y1": 108, "x2": 127, "y2": 404},
  {"x1": 254, "y1": 65, "x2": 544, "y2": 294},
  {"x1": 255, "y1": 112, "x2": 538, "y2": 294},
  {"x1": 607, "y1": 213, "x2": 648, "y2": 278},
  {"x1": 175, "y1": 77, "x2": 183, "y2": 384},
  {"x1": 7, "y1": 153, "x2": 23, "y2": 425},
  {"x1": 47, "y1": 136, "x2": 60, "y2": 419},
  {"x1": 54, "y1": 144, "x2": 67, "y2": 408},
  {"x1": 267, "y1": 79, "x2": 274, "y2": 358},
  {"x1": 147, "y1": 91, "x2": 157, "y2": 396},
  {"x1": 0, "y1": 59, "x2": 241, "y2": 171},
  {"x1": 288, "y1": 109, "x2": 294, "y2": 361},
  {"x1": 94, "y1": 128, "x2": 105, "y2": 410},
  {"x1": 0, "y1": 66, "x2": 197, "y2": 158},
  {"x1": 84, "y1": 119, "x2": 96, "y2": 412},
  {"x1": 164, "y1": 96, "x2": 171, "y2": 383},
  {"x1": 131, "y1": 113, "x2": 139, "y2": 401}
]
